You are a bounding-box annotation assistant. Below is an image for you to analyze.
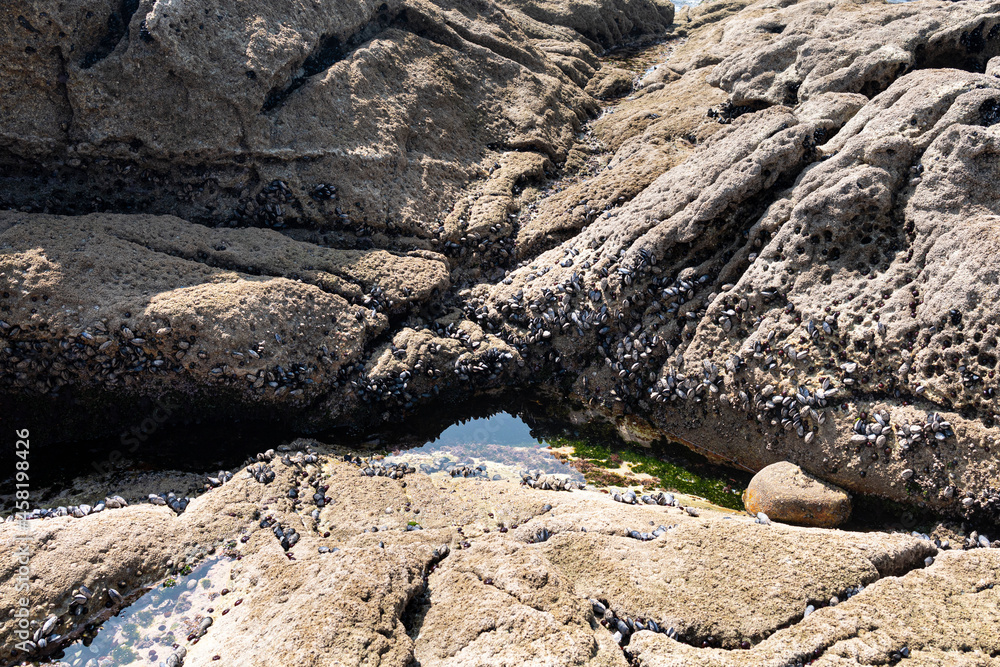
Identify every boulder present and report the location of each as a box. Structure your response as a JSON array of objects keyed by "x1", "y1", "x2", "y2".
[{"x1": 743, "y1": 461, "x2": 852, "y2": 528}]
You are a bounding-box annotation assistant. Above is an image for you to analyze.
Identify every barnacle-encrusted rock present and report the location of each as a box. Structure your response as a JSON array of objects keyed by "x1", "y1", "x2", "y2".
[
  {"x1": 4, "y1": 0, "x2": 1000, "y2": 523},
  {"x1": 6, "y1": 0, "x2": 1000, "y2": 663},
  {"x1": 0, "y1": 441, "x2": 983, "y2": 666},
  {"x1": 0, "y1": 0, "x2": 672, "y2": 235},
  {"x1": 0, "y1": 0, "x2": 674, "y2": 444},
  {"x1": 483, "y1": 0, "x2": 1000, "y2": 520},
  {"x1": 743, "y1": 461, "x2": 852, "y2": 528},
  {"x1": 0, "y1": 211, "x2": 450, "y2": 441}
]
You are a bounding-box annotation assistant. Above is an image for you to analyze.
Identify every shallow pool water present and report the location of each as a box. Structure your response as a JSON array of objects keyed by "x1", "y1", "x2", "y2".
[
  {"x1": 50, "y1": 557, "x2": 232, "y2": 667},
  {"x1": 385, "y1": 412, "x2": 584, "y2": 482}
]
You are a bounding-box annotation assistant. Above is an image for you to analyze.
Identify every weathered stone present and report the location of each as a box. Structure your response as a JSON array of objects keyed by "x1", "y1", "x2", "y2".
[
  {"x1": 585, "y1": 65, "x2": 635, "y2": 99},
  {"x1": 514, "y1": 66, "x2": 728, "y2": 257},
  {"x1": 3, "y1": 0, "x2": 1000, "y2": 526},
  {"x1": 743, "y1": 461, "x2": 852, "y2": 528},
  {"x1": 0, "y1": 211, "x2": 450, "y2": 441},
  {"x1": 500, "y1": 0, "x2": 674, "y2": 48},
  {"x1": 0, "y1": 441, "x2": 958, "y2": 665},
  {"x1": 0, "y1": 0, "x2": 672, "y2": 235},
  {"x1": 630, "y1": 548, "x2": 1000, "y2": 666},
  {"x1": 482, "y1": 0, "x2": 1000, "y2": 521},
  {"x1": 7, "y1": 0, "x2": 1000, "y2": 663}
]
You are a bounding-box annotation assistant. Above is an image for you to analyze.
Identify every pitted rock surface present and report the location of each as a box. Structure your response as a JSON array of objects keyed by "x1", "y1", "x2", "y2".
[
  {"x1": 480, "y1": 2, "x2": 1000, "y2": 522},
  {"x1": 2, "y1": 0, "x2": 1000, "y2": 541}
]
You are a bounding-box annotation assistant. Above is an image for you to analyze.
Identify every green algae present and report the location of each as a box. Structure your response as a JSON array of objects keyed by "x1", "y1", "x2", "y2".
[{"x1": 550, "y1": 437, "x2": 747, "y2": 511}]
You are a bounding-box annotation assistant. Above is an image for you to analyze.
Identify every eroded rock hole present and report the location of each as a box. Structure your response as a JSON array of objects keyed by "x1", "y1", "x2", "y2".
[
  {"x1": 80, "y1": 0, "x2": 140, "y2": 69},
  {"x1": 916, "y1": 22, "x2": 1000, "y2": 75},
  {"x1": 979, "y1": 98, "x2": 1000, "y2": 127}
]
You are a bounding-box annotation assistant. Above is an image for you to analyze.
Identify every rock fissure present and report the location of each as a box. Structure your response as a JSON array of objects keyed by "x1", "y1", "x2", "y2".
[{"x1": 261, "y1": 4, "x2": 403, "y2": 113}]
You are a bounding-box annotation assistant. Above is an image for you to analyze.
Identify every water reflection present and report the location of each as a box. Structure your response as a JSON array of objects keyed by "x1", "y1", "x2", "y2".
[
  {"x1": 53, "y1": 557, "x2": 231, "y2": 667},
  {"x1": 385, "y1": 412, "x2": 583, "y2": 482}
]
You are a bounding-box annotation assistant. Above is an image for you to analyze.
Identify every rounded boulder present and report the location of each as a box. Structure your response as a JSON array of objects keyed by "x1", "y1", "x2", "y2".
[{"x1": 743, "y1": 462, "x2": 852, "y2": 528}]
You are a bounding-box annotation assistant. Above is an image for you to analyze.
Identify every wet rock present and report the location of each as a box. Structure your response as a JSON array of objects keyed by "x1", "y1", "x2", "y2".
[{"x1": 743, "y1": 461, "x2": 851, "y2": 528}]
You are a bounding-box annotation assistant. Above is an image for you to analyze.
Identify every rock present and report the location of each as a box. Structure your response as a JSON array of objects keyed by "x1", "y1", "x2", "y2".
[
  {"x1": 481, "y1": 0, "x2": 1000, "y2": 521},
  {"x1": 501, "y1": 0, "x2": 674, "y2": 48},
  {"x1": 514, "y1": 66, "x2": 729, "y2": 257},
  {"x1": 0, "y1": 0, "x2": 676, "y2": 446},
  {"x1": 638, "y1": 65, "x2": 680, "y2": 88},
  {"x1": 3, "y1": 0, "x2": 1000, "y2": 527},
  {"x1": 585, "y1": 66, "x2": 634, "y2": 99},
  {"x1": 0, "y1": 441, "x2": 964, "y2": 665},
  {"x1": 698, "y1": 0, "x2": 1000, "y2": 107},
  {"x1": 0, "y1": 211, "x2": 449, "y2": 441},
  {"x1": 0, "y1": 0, "x2": 671, "y2": 236},
  {"x1": 629, "y1": 548, "x2": 1000, "y2": 666},
  {"x1": 743, "y1": 462, "x2": 851, "y2": 528}
]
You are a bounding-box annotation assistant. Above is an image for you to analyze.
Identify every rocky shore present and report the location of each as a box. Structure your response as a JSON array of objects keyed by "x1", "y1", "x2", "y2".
[
  {"x1": 3, "y1": 0, "x2": 1000, "y2": 663},
  {"x1": 3, "y1": 439, "x2": 997, "y2": 666},
  {"x1": 4, "y1": 0, "x2": 1000, "y2": 522}
]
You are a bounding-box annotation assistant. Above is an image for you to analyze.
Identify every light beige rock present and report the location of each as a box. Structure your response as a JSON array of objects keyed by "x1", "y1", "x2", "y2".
[
  {"x1": 0, "y1": 442, "x2": 966, "y2": 666},
  {"x1": 515, "y1": 67, "x2": 729, "y2": 257},
  {"x1": 700, "y1": 0, "x2": 1000, "y2": 107},
  {"x1": 630, "y1": 548, "x2": 1000, "y2": 666}
]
